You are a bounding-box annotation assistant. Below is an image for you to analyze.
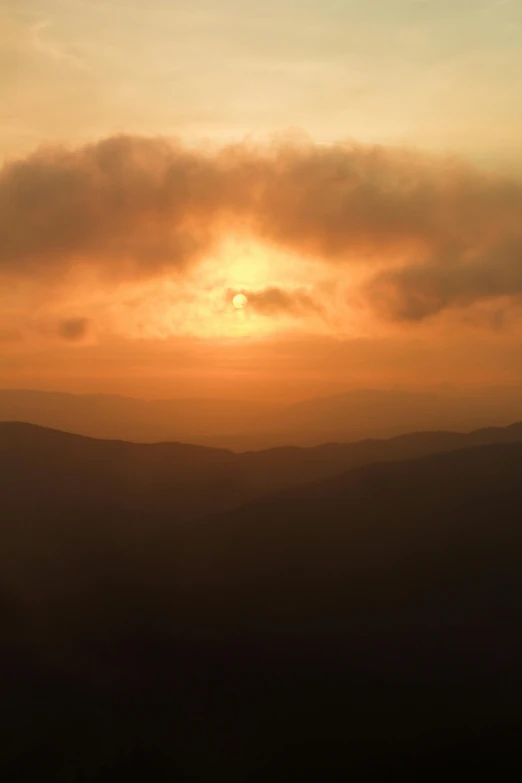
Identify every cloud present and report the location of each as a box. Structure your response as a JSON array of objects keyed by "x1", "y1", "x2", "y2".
[
  {"x1": 366, "y1": 239, "x2": 522, "y2": 320},
  {"x1": 30, "y1": 20, "x2": 91, "y2": 72},
  {"x1": 1, "y1": 134, "x2": 522, "y2": 320},
  {"x1": 58, "y1": 317, "x2": 91, "y2": 341},
  {"x1": 0, "y1": 136, "x2": 220, "y2": 279},
  {"x1": 239, "y1": 286, "x2": 322, "y2": 316}
]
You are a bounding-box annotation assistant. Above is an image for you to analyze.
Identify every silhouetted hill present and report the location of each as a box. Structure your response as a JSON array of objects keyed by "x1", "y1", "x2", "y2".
[
  {"x1": 2, "y1": 419, "x2": 522, "y2": 521},
  {"x1": 181, "y1": 441, "x2": 522, "y2": 668},
  {"x1": 1, "y1": 437, "x2": 521, "y2": 778},
  {"x1": 172, "y1": 441, "x2": 522, "y2": 775},
  {"x1": 2, "y1": 385, "x2": 522, "y2": 448}
]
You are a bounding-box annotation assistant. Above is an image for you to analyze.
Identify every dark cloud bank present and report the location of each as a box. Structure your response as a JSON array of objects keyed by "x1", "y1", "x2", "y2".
[{"x1": 1, "y1": 135, "x2": 521, "y2": 320}]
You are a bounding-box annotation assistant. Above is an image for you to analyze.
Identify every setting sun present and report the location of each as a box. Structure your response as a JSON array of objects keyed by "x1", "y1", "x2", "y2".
[
  {"x1": 1, "y1": 1, "x2": 522, "y2": 777},
  {"x1": 232, "y1": 293, "x2": 248, "y2": 309}
]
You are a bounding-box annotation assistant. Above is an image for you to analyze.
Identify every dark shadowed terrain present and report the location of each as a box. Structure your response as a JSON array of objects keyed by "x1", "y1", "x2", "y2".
[
  {"x1": 1, "y1": 419, "x2": 522, "y2": 521},
  {"x1": 1, "y1": 423, "x2": 521, "y2": 778}
]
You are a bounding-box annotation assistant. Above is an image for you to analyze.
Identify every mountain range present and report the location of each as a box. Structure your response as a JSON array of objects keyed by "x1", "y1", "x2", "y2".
[
  {"x1": 1, "y1": 385, "x2": 522, "y2": 448},
  {"x1": 2, "y1": 418, "x2": 522, "y2": 521},
  {"x1": 1, "y1": 420, "x2": 521, "y2": 778}
]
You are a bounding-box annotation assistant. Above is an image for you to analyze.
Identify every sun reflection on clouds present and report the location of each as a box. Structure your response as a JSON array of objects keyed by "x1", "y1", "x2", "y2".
[
  {"x1": 109, "y1": 234, "x2": 341, "y2": 341},
  {"x1": 11, "y1": 233, "x2": 367, "y2": 343}
]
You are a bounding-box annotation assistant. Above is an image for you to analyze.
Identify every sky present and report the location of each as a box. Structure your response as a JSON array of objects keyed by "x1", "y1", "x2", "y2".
[{"x1": 1, "y1": 0, "x2": 521, "y2": 400}]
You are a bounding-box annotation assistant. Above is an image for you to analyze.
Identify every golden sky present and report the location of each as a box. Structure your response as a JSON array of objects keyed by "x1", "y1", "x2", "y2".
[{"x1": 1, "y1": 0, "x2": 521, "y2": 399}]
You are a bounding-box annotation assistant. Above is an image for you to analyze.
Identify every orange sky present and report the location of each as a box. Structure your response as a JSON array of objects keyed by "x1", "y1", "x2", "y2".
[{"x1": 1, "y1": 1, "x2": 522, "y2": 400}]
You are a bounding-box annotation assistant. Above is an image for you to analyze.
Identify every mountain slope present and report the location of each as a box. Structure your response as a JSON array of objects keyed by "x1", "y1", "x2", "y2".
[
  {"x1": 1, "y1": 440, "x2": 521, "y2": 778},
  {"x1": 180, "y1": 441, "x2": 522, "y2": 665},
  {"x1": 2, "y1": 419, "x2": 522, "y2": 522}
]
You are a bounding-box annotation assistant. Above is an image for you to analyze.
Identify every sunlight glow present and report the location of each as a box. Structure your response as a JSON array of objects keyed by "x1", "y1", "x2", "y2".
[{"x1": 232, "y1": 293, "x2": 248, "y2": 309}]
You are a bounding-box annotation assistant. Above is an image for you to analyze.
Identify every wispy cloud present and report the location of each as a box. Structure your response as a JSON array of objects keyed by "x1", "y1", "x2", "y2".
[
  {"x1": 227, "y1": 286, "x2": 322, "y2": 317},
  {"x1": 30, "y1": 20, "x2": 90, "y2": 72}
]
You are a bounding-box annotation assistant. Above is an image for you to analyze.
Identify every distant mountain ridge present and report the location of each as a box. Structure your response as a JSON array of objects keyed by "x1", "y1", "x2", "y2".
[
  {"x1": 1, "y1": 386, "x2": 522, "y2": 449},
  {"x1": 1, "y1": 419, "x2": 522, "y2": 522}
]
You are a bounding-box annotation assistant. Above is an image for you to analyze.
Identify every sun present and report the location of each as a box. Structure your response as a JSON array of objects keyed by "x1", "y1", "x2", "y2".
[{"x1": 232, "y1": 292, "x2": 248, "y2": 309}]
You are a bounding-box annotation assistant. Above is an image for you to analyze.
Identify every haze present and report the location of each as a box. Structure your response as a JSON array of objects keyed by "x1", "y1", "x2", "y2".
[
  {"x1": 1, "y1": 3, "x2": 522, "y2": 778},
  {"x1": 1, "y1": 0, "x2": 522, "y2": 403}
]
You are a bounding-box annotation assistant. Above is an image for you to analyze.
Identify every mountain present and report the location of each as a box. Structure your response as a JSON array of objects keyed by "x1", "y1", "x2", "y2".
[
  {"x1": 180, "y1": 441, "x2": 522, "y2": 663},
  {"x1": 2, "y1": 419, "x2": 522, "y2": 521},
  {"x1": 1, "y1": 385, "x2": 522, "y2": 448},
  {"x1": 1, "y1": 434, "x2": 521, "y2": 778},
  {"x1": 171, "y1": 441, "x2": 522, "y2": 776},
  {"x1": 0, "y1": 388, "x2": 274, "y2": 444},
  {"x1": 229, "y1": 385, "x2": 522, "y2": 448}
]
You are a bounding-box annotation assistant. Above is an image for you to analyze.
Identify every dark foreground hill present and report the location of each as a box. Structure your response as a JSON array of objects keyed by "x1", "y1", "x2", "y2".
[
  {"x1": 1, "y1": 439, "x2": 521, "y2": 778},
  {"x1": 1, "y1": 419, "x2": 522, "y2": 521}
]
